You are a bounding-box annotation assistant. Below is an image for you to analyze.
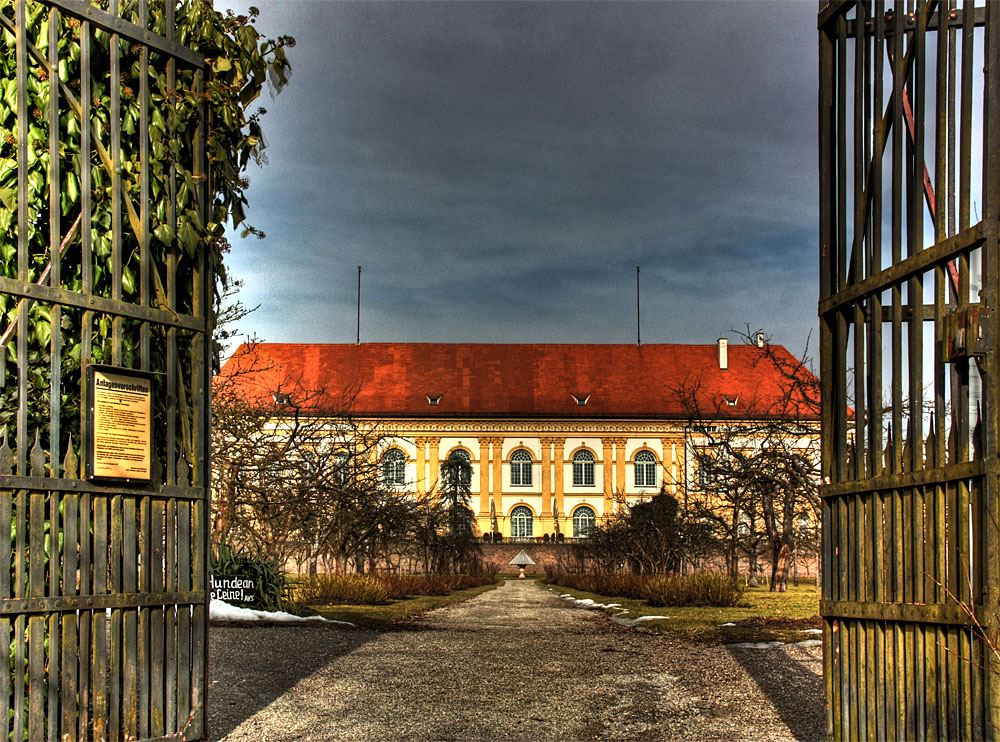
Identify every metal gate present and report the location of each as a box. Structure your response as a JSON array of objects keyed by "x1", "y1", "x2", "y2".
[
  {"x1": 820, "y1": 0, "x2": 1000, "y2": 738},
  {"x1": 0, "y1": 1, "x2": 211, "y2": 739}
]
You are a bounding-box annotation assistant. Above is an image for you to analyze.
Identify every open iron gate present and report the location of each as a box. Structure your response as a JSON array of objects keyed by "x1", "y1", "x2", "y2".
[
  {"x1": 819, "y1": 0, "x2": 1000, "y2": 738},
  {"x1": 0, "y1": 1, "x2": 211, "y2": 740}
]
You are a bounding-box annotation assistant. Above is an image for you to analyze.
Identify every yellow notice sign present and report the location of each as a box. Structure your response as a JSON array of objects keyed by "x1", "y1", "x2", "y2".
[{"x1": 90, "y1": 368, "x2": 152, "y2": 481}]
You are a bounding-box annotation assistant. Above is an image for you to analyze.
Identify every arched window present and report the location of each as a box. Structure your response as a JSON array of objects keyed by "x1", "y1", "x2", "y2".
[
  {"x1": 382, "y1": 448, "x2": 406, "y2": 486},
  {"x1": 572, "y1": 450, "x2": 595, "y2": 487},
  {"x1": 510, "y1": 506, "x2": 533, "y2": 538},
  {"x1": 443, "y1": 449, "x2": 472, "y2": 487},
  {"x1": 634, "y1": 450, "x2": 657, "y2": 487},
  {"x1": 697, "y1": 455, "x2": 714, "y2": 488},
  {"x1": 510, "y1": 449, "x2": 532, "y2": 486},
  {"x1": 573, "y1": 506, "x2": 596, "y2": 538},
  {"x1": 333, "y1": 451, "x2": 350, "y2": 486}
]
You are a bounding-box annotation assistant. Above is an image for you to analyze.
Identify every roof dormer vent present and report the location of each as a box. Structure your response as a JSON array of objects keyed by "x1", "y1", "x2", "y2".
[
  {"x1": 426, "y1": 394, "x2": 442, "y2": 406},
  {"x1": 718, "y1": 338, "x2": 728, "y2": 370},
  {"x1": 272, "y1": 392, "x2": 291, "y2": 407},
  {"x1": 571, "y1": 393, "x2": 591, "y2": 406},
  {"x1": 755, "y1": 331, "x2": 765, "y2": 348},
  {"x1": 722, "y1": 394, "x2": 739, "y2": 408}
]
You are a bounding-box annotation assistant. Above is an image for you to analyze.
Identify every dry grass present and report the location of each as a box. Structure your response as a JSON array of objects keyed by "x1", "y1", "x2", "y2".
[
  {"x1": 308, "y1": 581, "x2": 503, "y2": 630},
  {"x1": 549, "y1": 580, "x2": 821, "y2": 644}
]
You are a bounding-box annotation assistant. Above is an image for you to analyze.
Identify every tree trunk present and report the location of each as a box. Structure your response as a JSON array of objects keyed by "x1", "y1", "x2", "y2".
[{"x1": 771, "y1": 540, "x2": 791, "y2": 592}]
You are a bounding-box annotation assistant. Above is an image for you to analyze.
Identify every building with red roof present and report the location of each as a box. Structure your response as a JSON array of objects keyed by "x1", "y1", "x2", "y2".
[{"x1": 216, "y1": 338, "x2": 818, "y2": 539}]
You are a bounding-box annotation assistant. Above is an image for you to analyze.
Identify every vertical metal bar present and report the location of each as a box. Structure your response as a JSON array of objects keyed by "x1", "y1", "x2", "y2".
[
  {"x1": 190, "y1": 62, "x2": 211, "y2": 740},
  {"x1": 955, "y1": 8, "x2": 975, "y2": 738},
  {"x1": 110, "y1": 4, "x2": 122, "y2": 366},
  {"x1": 108, "y1": 495, "x2": 122, "y2": 742},
  {"x1": 980, "y1": 0, "x2": 1000, "y2": 732},
  {"x1": 92, "y1": 492, "x2": 108, "y2": 742},
  {"x1": 163, "y1": 4, "x2": 180, "y2": 733}
]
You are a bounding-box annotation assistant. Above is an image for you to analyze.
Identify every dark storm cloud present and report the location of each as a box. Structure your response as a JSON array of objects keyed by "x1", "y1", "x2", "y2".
[{"x1": 223, "y1": 0, "x2": 819, "y2": 354}]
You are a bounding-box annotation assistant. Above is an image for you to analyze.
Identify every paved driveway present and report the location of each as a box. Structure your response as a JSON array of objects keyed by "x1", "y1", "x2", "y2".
[{"x1": 209, "y1": 579, "x2": 823, "y2": 741}]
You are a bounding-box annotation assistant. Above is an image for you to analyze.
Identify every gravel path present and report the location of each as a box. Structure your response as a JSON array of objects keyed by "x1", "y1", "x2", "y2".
[{"x1": 209, "y1": 580, "x2": 824, "y2": 741}]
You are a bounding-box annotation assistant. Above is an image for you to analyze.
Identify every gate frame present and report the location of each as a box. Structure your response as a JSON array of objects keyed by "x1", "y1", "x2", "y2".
[
  {"x1": 819, "y1": 0, "x2": 1000, "y2": 738},
  {"x1": 0, "y1": 1, "x2": 212, "y2": 739}
]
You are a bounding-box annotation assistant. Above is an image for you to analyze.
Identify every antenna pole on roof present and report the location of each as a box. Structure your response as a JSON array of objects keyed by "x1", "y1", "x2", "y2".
[
  {"x1": 357, "y1": 266, "x2": 362, "y2": 345},
  {"x1": 636, "y1": 266, "x2": 641, "y2": 347}
]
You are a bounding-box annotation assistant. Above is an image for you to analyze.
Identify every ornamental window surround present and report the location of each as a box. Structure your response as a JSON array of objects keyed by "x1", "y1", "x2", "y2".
[
  {"x1": 572, "y1": 450, "x2": 595, "y2": 487},
  {"x1": 382, "y1": 448, "x2": 407, "y2": 487},
  {"x1": 634, "y1": 450, "x2": 657, "y2": 487},
  {"x1": 510, "y1": 449, "x2": 532, "y2": 487},
  {"x1": 511, "y1": 505, "x2": 534, "y2": 538}
]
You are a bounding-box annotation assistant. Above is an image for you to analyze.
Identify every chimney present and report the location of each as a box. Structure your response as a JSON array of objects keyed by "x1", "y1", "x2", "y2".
[
  {"x1": 755, "y1": 332, "x2": 765, "y2": 348},
  {"x1": 718, "y1": 338, "x2": 728, "y2": 370}
]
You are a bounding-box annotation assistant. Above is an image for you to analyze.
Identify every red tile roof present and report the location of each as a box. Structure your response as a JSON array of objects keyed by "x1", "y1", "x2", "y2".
[{"x1": 216, "y1": 342, "x2": 818, "y2": 420}]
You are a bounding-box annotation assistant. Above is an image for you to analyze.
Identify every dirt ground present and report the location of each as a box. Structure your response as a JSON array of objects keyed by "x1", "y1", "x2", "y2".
[{"x1": 209, "y1": 579, "x2": 824, "y2": 741}]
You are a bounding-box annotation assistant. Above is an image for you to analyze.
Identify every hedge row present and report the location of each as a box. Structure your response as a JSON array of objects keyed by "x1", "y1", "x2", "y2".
[
  {"x1": 547, "y1": 571, "x2": 743, "y2": 608},
  {"x1": 294, "y1": 573, "x2": 496, "y2": 605}
]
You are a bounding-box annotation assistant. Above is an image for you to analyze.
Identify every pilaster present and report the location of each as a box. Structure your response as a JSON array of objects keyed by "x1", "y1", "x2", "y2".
[
  {"x1": 553, "y1": 437, "x2": 566, "y2": 522},
  {"x1": 427, "y1": 436, "x2": 440, "y2": 494},
  {"x1": 490, "y1": 437, "x2": 503, "y2": 520},
  {"x1": 414, "y1": 436, "x2": 427, "y2": 495},
  {"x1": 613, "y1": 437, "x2": 627, "y2": 494},
  {"x1": 477, "y1": 437, "x2": 492, "y2": 514},
  {"x1": 540, "y1": 437, "x2": 553, "y2": 516},
  {"x1": 601, "y1": 437, "x2": 615, "y2": 514}
]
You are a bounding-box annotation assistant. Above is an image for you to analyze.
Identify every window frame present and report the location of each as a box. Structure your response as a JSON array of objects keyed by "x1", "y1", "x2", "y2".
[
  {"x1": 510, "y1": 505, "x2": 534, "y2": 538},
  {"x1": 443, "y1": 448, "x2": 473, "y2": 487},
  {"x1": 510, "y1": 449, "x2": 533, "y2": 487},
  {"x1": 572, "y1": 450, "x2": 595, "y2": 487},
  {"x1": 634, "y1": 450, "x2": 657, "y2": 487},
  {"x1": 382, "y1": 448, "x2": 407, "y2": 487},
  {"x1": 573, "y1": 506, "x2": 596, "y2": 538}
]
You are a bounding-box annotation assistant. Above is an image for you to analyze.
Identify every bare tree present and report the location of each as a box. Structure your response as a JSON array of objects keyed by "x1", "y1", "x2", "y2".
[{"x1": 665, "y1": 337, "x2": 821, "y2": 591}]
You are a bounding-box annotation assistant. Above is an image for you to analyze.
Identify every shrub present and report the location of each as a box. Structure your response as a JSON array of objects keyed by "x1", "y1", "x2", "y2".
[
  {"x1": 546, "y1": 572, "x2": 647, "y2": 600},
  {"x1": 295, "y1": 574, "x2": 390, "y2": 605},
  {"x1": 645, "y1": 572, "x2": 743, "y2": 607},
  {"x1": 546, "y1": 570, "x2": 743, "y2": 608},
  {"x1": 211, "y1": 542, "x2": 293, "y2": 612}
]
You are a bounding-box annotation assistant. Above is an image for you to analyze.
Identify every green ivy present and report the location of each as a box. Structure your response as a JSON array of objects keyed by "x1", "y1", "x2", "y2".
[{"x1": 0, "y1": 0, "x2": 292, "y2": 454}]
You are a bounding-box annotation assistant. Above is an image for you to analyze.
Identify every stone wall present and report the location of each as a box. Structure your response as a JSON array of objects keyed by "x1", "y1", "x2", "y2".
[{"x1": 481, "y1": 542, "x2": 584, "y2": 575}]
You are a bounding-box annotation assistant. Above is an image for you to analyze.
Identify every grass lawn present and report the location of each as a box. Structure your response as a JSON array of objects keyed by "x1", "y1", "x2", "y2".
[
  {"x1": 308, "y1": 581, "x2": 502, "y2": 630},
  {"x1": 545, "y1": 580, "x2": 822, "y2": 644}
]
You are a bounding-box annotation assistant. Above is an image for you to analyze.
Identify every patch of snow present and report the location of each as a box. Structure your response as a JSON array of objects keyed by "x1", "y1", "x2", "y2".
[
  {"x1": 632, "y1": 615, "x2": 671, "y2": 623},
  {"x1": 727, "y1": 638, "x2": 824, "y2": 649},
  {"x1": 209, "y1": 599, "x2": 357, "y2": 627},
  {"x1": 795, "y1": 639, "x2": 823, "y2": 647},
  {"x1": 719, "y1": 622, "x2": 737, "y2": 627},
  {"x1": 803, "y1": 628, "x2": 823, "y2": 634}
]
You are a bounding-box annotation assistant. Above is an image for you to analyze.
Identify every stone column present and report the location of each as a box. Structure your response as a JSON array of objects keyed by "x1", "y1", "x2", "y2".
[
  {"x1": 601, "y1": 436, "x2": 615, "y2": 516},
  {"x1": 614, "y1": 437, "x2": 627, "y2": 494},
  {"x1": 414, "y1": 437, "x2": 427, "y2": 495},
  {"x1": 426, "y1": 437, "x2": 440, "y2": 495},
  {"x1": 477, "y1": 437, "x2": 492, "y2": 514},
  {"x1": 553, "y1": 438, "x2": 566, "y2": 527},
  {"x1": 540, "y1": 437, "x2": 553, "y2": 516},
  {"x1": 491, "y1": 437, "x2": 504, "y2": 521},
  {"x1": 661, "y1": 437, "x2": 674, "y2": 494}
]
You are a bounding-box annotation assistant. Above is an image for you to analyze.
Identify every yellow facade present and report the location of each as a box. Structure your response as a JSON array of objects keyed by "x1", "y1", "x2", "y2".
[{"x1": 355, "y1": 418, "x2": 696, "y2": 538}]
